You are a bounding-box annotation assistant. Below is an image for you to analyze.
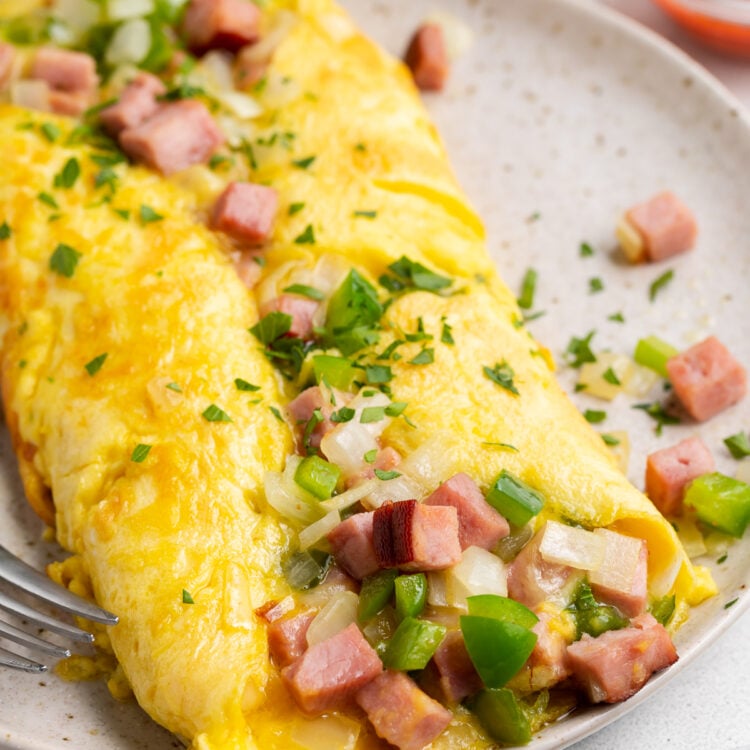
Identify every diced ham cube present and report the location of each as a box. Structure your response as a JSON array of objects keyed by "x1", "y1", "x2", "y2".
[
  {"x1": 285, "y1": 385, "x2": 351, "y2": 453},
  {"x1": 512, "y1": 608, "x2": 572, "y2": 692},
  {"x1": 259, "y1": 294, "x2": 318, "y2": 340},
  {"x1": 666, "y1": 336, "x2": 747, "y2": 422},
  {"x1": 318, "y1": 562, "x2": 359, "y2": 595},
  {"x1": 425, "y1": 473, "x2": 509, "y2": 550},
  {"x1": 356, "y1": 670, "x2": 452, "y2": 750},
  {"x1": 119, "y1": 100, "x2": 224, "y2": 175},
  {"x1": 404, "y1": 23, "x2": 449, "y2": 92},
  {"x1": 211, "y1": 181, "x2": 278, "y2": 245},
  {"x1": 346, "y1": 446, "x2": 402, "y2": 489},
  {"x1": 48, "y1": 89, "x2": 91, "y2": 117},
  {"x1": 267, "y1": 612, "x2": 315, "y2": 668},
  {"x1": 281, "y1": 622, "x2": 382, "y2": 715},
  {"x1": 235, "y1": 45, "x2": 268, "y2": 89},
  {"x1": 0, "y1": 43, "x2": 15, "y2": 91},
  {"x1": 232, "y1": 250, "x2": 264, "y2": 289},
  {"x1": 373, "y1": 500, "x2": 461, "y2": 572},
  {"x1": 566, "y1": 613, "x2": 678, "y2": 703},
  {"x1": 507, "y1": 528, "x2": 579, "y2": 609},
  {"x1": 591, "y1": 542, "x2": 648, "y2": 619},
  {"x1": 99, "y1": 73, "x2": 167, "y2": 137},
  {"x1": 182, "y1": 0, "x2": 261, "y2": 54},
  {"x1": 625, "y1": 191, "x2": 697, "y2": 262},
  {"x1": 254, "y1": 596, "x2": 294, "y2": 623},
  {"x1": 31, "y1": 47, "x2": 99, "y2": 93},
  {"x1": 327, "y1": 512, "x2": 379, "y2": 580},
  {"x1": 426, "y1": 630, "x2": 482, "y2": 704},
  {"x1": 645, "y1": 436, "x2": 715, "y2": 516}
]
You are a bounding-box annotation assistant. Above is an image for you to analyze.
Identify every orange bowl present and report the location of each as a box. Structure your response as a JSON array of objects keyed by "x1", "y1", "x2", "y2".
[{"x1": 652, "y1": 0, "x2": 750, "y2": 57}]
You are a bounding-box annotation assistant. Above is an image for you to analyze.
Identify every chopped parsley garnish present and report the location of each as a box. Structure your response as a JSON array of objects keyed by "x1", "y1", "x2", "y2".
[
  {"x1": 53, "y1": 157, "x2": 81, "y2": 189},
  {"x1": 41, "y1": 122, "x2": 61, "y2": 143},
  {"x1": 166, "y1": 382, "x2": 182, "y2": 392},
  {"x1": 365, "y1": 364, "x2": 393, "y2": 384},
  {"x1": 724, "y1": 432, "x2": 750, "y2": 459},
  {"x1": 385, "y1": 402, "x2": 408, "y2": 417},
  {"x1": 131, "y1": 444, "x2": 152, "y2": 463},
  {"x1": 377, "y1": 340, "x2": 404, "y2": 361},
  {"x1": 374, "y1": 469, "x2": 401, "y2": 481},
  {"x1": 565, "y1": 330, "x2": 597, "y2": 368},
  {"x1": 140, "y1": 204, "x2": 164, "y2": 223},
  {"x1": 182, "y1": 589, "x2": 194, "y2": 604},
  {"x1": 360, "y1": 406, "x2": 386, "y2": 423},
  {"x1": 523, "y1": 310, "x2": 546, "y2": 323},
  {"x1": 113, "y1": 208, "x2": 130, "y2": 221},
  {"x1": 353, "y1": 210, "x2": 377, "y2": 219},
  {"x1": 633, "y1": 401, "x2": 680, "y2": 436},
  {"x1": 483, "y1": 361, "x2": 519, "y2": 396},
  {"x1": 526, "y1": 211, "x2": 541, "y2": 223},
  {"x1": 608, "y1": 311, "x2": 625, "y2": 323},
  {"x1": 324, "y1": 269, "x2": 383, "y2": 355},
  {"x1": 94, "y1": 167, "x2": 118, "y2": 192},
  {"x1": 269, "y1": 405, "x2": 285, "y2": 422},
  {"x1": 602, "y1": 367, "x2": 621, "y2": 385},
  {"x1": 202, "y1": 404, "x2": 232, "y2": 422},
  {"x1": 364, "y1": 449, "x2": 378, "y2": 463},
  {"x1": 294, "y1": 224, "x2": 316, "y2": 244},
  {"x1": 283, "y1": 284, "x2": 325, "y2": 300},
  {"x1": 235, "y1": 378, "x2": 261, "y2": 392},
  {"x1": 330, "y1": 406, "x2": 356, "y2": 423},
  {"x1": 717, "y1": 553, "x2": 728, "y2": 564},
  {"x1": 601, "y1": 433, "x2": 620, "y2": 446},
  {"x1": 0, "y1": 221, "x2": 10, "y2": 240},
  {"x1": 288, "y1": 202, "x2": 306, "y2": 215},
  {"x1": 292, "y1": 155, "x2": 316, "y2": 169},
  {"x1": 90, "y1": 152, "x2": 126, "y2": 167},
  {"x1": 649, "y1": 269, "x2": 674, "y2": 301},
  {"x1": 379, "y1": 256, "x2": 452, "y2": 294},
  {"x1": 724, "y1": 598, "x2": 739, "y2": 610},
  {"x1": 49, "y1": 243, "x2": 81, "y2": 278},
  {"x1": 483, "y1": 442, "x2": 519, "y2": 452},
  {"x1": 441, "y1": 319, "x2": 455, "y2": 345},
  {"x1": 250, "y1": 311, "x2": 292, "y2": 344},
  {"x1": 85, "y1": 353, "x2": 108, "y2": 376},
  {"x1": 584, "y1": 409, "x2": 607, "y2": 424},
  {"x1": 579, "y1": 241, "x2": 595, "y2": 257},
  {"x1": 38, "y1": 192, "x2": 59, "y2": 209},
  {"x1": 409, "y1": 348, "x2": 434, "y2": 366},
  {"x1": 517, "y1": 268, "x2": 537, "y2": 310},
  {"x1": 589, "y1": 277, "x2": 604, "y2": 294},
  {"x1": 355, "y1": 142, "x2": 367, "y2": 152},
  {"x1": 209, "y1": 154, "x2": 233, "y2": 170},
  {"x1": 159, "y1": 82, "x2": 206, "y2": 101},
  {"x1": 301, "y1": 409, "x2": 323, "y2": 453}
]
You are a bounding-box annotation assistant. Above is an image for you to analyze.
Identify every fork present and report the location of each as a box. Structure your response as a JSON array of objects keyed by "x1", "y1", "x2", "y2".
[{"x1": 0, "y1": 544, "x2": 118, "y2": 673}]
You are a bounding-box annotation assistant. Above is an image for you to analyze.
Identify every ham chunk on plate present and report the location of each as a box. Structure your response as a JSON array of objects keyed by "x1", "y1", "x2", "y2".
[
  {"x1": 211, "y1": 181, "x2": 278, "y2": 245},
  {"x1": 425, "y1": 472, "x2": 509, "y2": 550},
  {"x1": 260, "y1": 294, "x2": 319, "y2": 340},
  {"x1": 356, "y1": 670, "x2": 452, "y2": 750},
  {"x1": 566, "y1": 613, "x2": 678, "y2": 703},
  {"x1": 281, "y1": 622, "x2": 382, "y2": 715},
  {"x1": 286, "y1": 385, "x2": 351, "y2": 453},
  {"x1": 120, "y1": 100, "x2": 224, "y2": 175},
  {"x1": 182, "y1": 0, "x2": 261, "y2": 54},
  {"x1": 425, "y1": 629, "x2": 482, "y2": 704},
  {"x1": 267, "y1": 612, "x2": 314, "y2": 668},
  {"x1": 666, "y1": 336, "x2": 747, "y2": 422},
  {"x1": 645, "y1": 436, "x2": 715, "y2": 516},
  {"x1": 327, "y1": 511, "x2": 379, "y2": 581},
  {"x1": 99, "y1": 73, "x2": 166, "y2": 136},
  {"x1": 404, "y1": 23, "x2": 449, "y2": 92},
  {"x1": 31, "y1": 47, "x2": 99, "y2": 94}
]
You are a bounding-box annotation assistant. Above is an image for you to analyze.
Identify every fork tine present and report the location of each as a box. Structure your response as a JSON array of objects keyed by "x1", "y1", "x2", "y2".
[
  {"x1": 0, "y1": 589, "x2": 94, "y2": 643},
  {"x1": 0, "y1": 645, "x2": 46, "y2": 673},
  {"x1": 0, "y1": 617, "x2": 71, "y2": 658},
  {"x1": 0, "y1": 545, "x2": 117, "y2": 625}
]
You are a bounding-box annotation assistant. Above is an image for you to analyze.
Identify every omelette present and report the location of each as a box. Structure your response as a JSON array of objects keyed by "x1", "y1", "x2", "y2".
[{"x1": 0, "y1": 0, "x2": 716, "y2": 748}]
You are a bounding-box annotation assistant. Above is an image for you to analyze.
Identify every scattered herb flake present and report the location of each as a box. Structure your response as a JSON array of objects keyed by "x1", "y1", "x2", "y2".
[
  {"x1": 166, "y1": 382, "x2": 182, "y2": 392},
  {"x1": 601, "y1": 433, "x2": 620, "y2": 446},
  {"x1": 40, "y1": 122, "x2": 61, "y2": 142},
  {"x1": 523, "y1": 310, "x2": 546, "y2": 323},
  {"x1": 85, "y1": 353, "x2": 108, "y2": 376},
  {"x1": 0, "y1": 221, "x2": 10, "y2": 240},
  {"x1": 330, "y1": 406, "x2": 356, "y2": 423},
  {"x1": 724, "y1": 432, "x2": 750, "y2": 459},
  {"x1": 94, "y1": 167, "x2": 118, "y2": 191},
  {"x1": 53, "y1": 157, "x2": 80, "y2": 189},
  {"x1": 608, "y1": 311, "x2": 625, "y2": 323},
  {"x1": 364, "y1": 449, "x2": 378, "y2": 463},
  {"x1": 409, "y1": 348, "x2": 434, "y2": 365},
  {"x1": 353, "y1": 210, "x2": 377, "y2": 219},
  {"x1": 182, "y1": 589, "x2": 194, "y2": 604},
  {"x1": 355, "y1": 142, "x2": 367, "y2": 152},
  {"x1": 140, "y1": 204, "x2": 164, "y2": 223},
  {"x1": 283, "y1": 283, "x2": 325, "y2": 301},
  {"x1": 250, "y1": 312, "x2": 292, "y2": 345},
  {"x1": 602, "y1": 367, "x2": 621, "y2": 385},
  {"x1": 724, "y1": 598, "x2": 739, "y2": 610},
  {"x1": 294, "y1": 224, "x2": 316, "y2": 244},
  {"x1": 584, "y1": 409, "x2": 607, "y2": 424},
  {"x1": 292, "y1": 155, "x2": 316, "y2": 169},
  {"x1": 269, "y1": 405, "x2": 284, "y2": 422},
  {"x1": 483, "y1": 361, "x2": 520, "y2": 396},
  {"x1": 288, "y1": 202, "x2": 305, "y2": 215},
  {"x1": 385, "y1": 402, "x2": 408, "y2": 417},
  {"x1": 579, "y1": 241, "x2": 595, "y2": 257},
  {"x1": 113, "y1": 208, "x2": 130, "y2": 221},
  {"x1": 633, "y1": 401, "x2": 680, "y2": 436},
  {"x1": 589, "y1": 277, "x2": 604, "y2": 294},
  {"x1": 380, "y1": 256, "x2": 452, "y2": 294},
  {"x1": 517, "y1": 268, "x2": 537, "y2": 310},
  {"x1": 235, "y1": 378, "x2": 260, "y2": 392},
  {"x1": 365, "y1": 364, "x2": 393, "y2": 384},
  {"x1": 441, "y1": 319, "x2": 455, "y2": 345},
  {"x1": 649, "y1": 269, "x2": 674, "y2": 302},
  {"x1": 202, "y1": 404, "x2": 232, "y2": 422},
  {"x1": 374, "y1": 469, "x2": 401, "y2": 481},
  {"x1": 38, "y1": 192, "x2": 59, "y2": 209},
  {"x1": 526, "y1": 211, "x2": 541, "y2": 223},
  {"x1": 483, "y1": 442, "x2": 519, "y2": 452},
  {"x1": 208, "y1": 153, "x2": 233, "y2": 170},
  {"x1": 49, "y1": 243, "x2": 81, "y2": 278},
  {"x1": 360, "y1": 406, "x2": 386, "y2": 423},
  {"x1": 565, "y1": 330, "x2": 597, "y2": 368},
  {"x1": 717, "y1": 553, "x2": 728, "y2": 564},
  {"x1": 131, "y1": 443, "x2": 152, "y2": 463}
]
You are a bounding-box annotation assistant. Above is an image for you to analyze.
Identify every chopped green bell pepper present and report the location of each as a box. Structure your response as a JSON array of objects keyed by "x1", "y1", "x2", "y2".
[
  {"x1": 485, "y1": 470, "x2": 545, "y2": 527},
  {"x1": 684, "y1": 472, "x2": 750, "y2": 538},
  {"x1": 634, "y1": 335, "x2": 679, "y2": 378},
  {"x1": 649, "y1": 594, "x2": 676, "y2": 626},
  {"x1": 566, "y1": 581, "x2": 628, "y2": 639},
  {"x1": 468, "y1": 688, "x2": 532, "y2": 746},
  {"x1": 382, "y1": 617, "x2": 446, "y2": 671},
  {"x1": 467, "y1": 594, "x2": 538, "y2": 629},
  {"x1": 358, "y1": 569, "x2": 398, "y2": 622},
  {"x1": 294, "y1": 455, "x2": 341, "y2": 499},
  {"x1": 394, "y1": 573, "x2": 427, "y2": 620}
]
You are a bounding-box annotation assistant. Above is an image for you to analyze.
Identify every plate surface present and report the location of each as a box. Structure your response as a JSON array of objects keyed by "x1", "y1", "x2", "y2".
[{"x1": 2, "y1": 0, "x2": 750, "y2": 748}]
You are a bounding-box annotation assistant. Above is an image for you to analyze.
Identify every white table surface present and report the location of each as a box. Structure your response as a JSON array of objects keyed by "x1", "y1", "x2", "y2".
[{"x1": 572, "y1": 7, "x2": 750, "y2": 750}]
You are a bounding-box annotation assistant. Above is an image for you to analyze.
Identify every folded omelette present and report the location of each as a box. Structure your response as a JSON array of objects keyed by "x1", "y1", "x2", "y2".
[{"x1": 0, "y1": 0, "x2": 716, "y2": 748}]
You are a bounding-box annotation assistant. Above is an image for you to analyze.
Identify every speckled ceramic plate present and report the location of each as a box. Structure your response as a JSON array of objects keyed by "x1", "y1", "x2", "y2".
[{"x1": 2, "y1": 1, "x2": 750, "y2": 748}]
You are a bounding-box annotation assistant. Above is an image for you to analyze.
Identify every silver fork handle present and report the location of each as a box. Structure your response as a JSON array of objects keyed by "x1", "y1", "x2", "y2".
[{"x1": 0, "y1": 545, "x2": 118, "y2": 625}]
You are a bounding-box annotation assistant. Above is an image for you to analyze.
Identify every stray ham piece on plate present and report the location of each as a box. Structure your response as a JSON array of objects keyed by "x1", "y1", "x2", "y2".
[
  {"x1": 373, "y1": 500, "x2": 462, "y2": 572},
  {"x1": 99, "y1": 73, "x2": 167, "y2": 136},
  {"x1": 211, "y1": 181, "x2": 279, "y2": 245},
  {"x1": 281, "y1": 622, "x2": 382, "y2": 715},
  {"x1": 31, "y1": 47, "x2": 99, "y2": 94},
  {"x1": 182, "y1": 0, "x2": 261, "y2": 54},
  {"x1": 404, "y1": 23, "x2": 449, "y2": 91},
  {"x1": 625, "y1": 191, "x2": 698, "y2": 261},
  {"x1": 666, "y1": 336, "x2": 747, "y2": 422},
  {"x1": 286, "y1": 385, "x2": 351, "y2": 453},
  {"x1": 120, "y1": 100, "x2": 224, "y2": 176},
  {"x1": 267, "y1": 612, "x2": 315, "y2": 668},
  {"x1": 259, "y1": 294, "x2": 318, "y2": 340},
  {"x1": 425, "y1": 472, "x2": 509, "y2": 550},
  {"x1": 356, "y1": 670, "x2": 453, "y2": 750},
  {"x1": 327, "y1": 511, "x2": 379, "y2": 580},
  {"x1": 645, "y1": 436, "x2": 715, "y2": 516},
  {"x1": 566, "y1": 613, "x2": 678, "y2": 703}
]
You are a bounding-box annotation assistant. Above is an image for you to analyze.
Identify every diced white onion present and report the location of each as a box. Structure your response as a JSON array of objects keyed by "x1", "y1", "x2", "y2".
[
  {"x1": 397, "y1": 433, "x2": 459, "y2": 492},
  {"x1": 424, "y1": 11, "x2": 474, "y2": 61},
  {"x1": 444, "y1": 546, "x2": 508, "y2": 610},
  {"x1": 298, "y1": 510, "x2": 340, "y2": 551},
  {"x1": 46, "y1": 19, "x2": 75, "y2": 45},
  {"x1": 319, "y1": 12, "x2": 355, "y2": 42},
  {"x1": 426, "y1": 571, "x2": 448, "y2": 607},
  {"x1": 199, "y1": 50, "x2": 235, "y2": 91},
  {"x1": 311, "y1": 254, "x2": 350, "y2": 298},
  {"x1": 361, "y1": 607, "x2": 397, "y2": 646},
  {"x1": 578, "y1": 353, "x2": 634, "y2": 401},
  {"x1": 319, "y1": 479, "x2": 378, "y2": 514},
  {"x1": 736, "y1": 458, "x2": 750, "y2": 485},
  {"x1": 616, "y1": 214, "x2": 646, "y2": 263},
  {"x1": 361, "y1": 474, "x2": 424, "y2": 510},
  {"x1": 264, "y1": 460, "x2": 320, "y2": 525},
  {"x1": 10, "y1": 80, "x2": 50, "y2": 112},
  {"x1": 306, "y1": 590, "x2": 359, "y2": 647},
  {"x1": 291, "y1": 714, "x2": 360, "y2": 750},
  {"x1": 55, "y1": 0, "x2": 101, "y2": 39},
  {"x1": 262, "y1": 70, "x2": 302, "y2": 109},
  {"x1": 105, "y1": 18, "x2": 151, "y2": 66},
  {"x1": 239, "y1": 10, "x2": 297, "y2": 67},
  {"x1": 676, "y1": 517, "x2": 708, "y2": 560},
  {"x1": 215, "y1": 90, "x2": 263, "y2": 120},
  {"x1": 539, "y1": 520, "x2": 605, "y2": 571},
  {"x1": 621, "y1": 362, "x2": 661, "y2": 398},
  {"x1": 107, "y1": 0, "x2": 153, "y2": 21},
  {"x1": 588, "y1": 528, "x2": 642, "y2": 593},
  {"x1": 284, "y1": 550, "x2": 329, "y2": 591}
]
